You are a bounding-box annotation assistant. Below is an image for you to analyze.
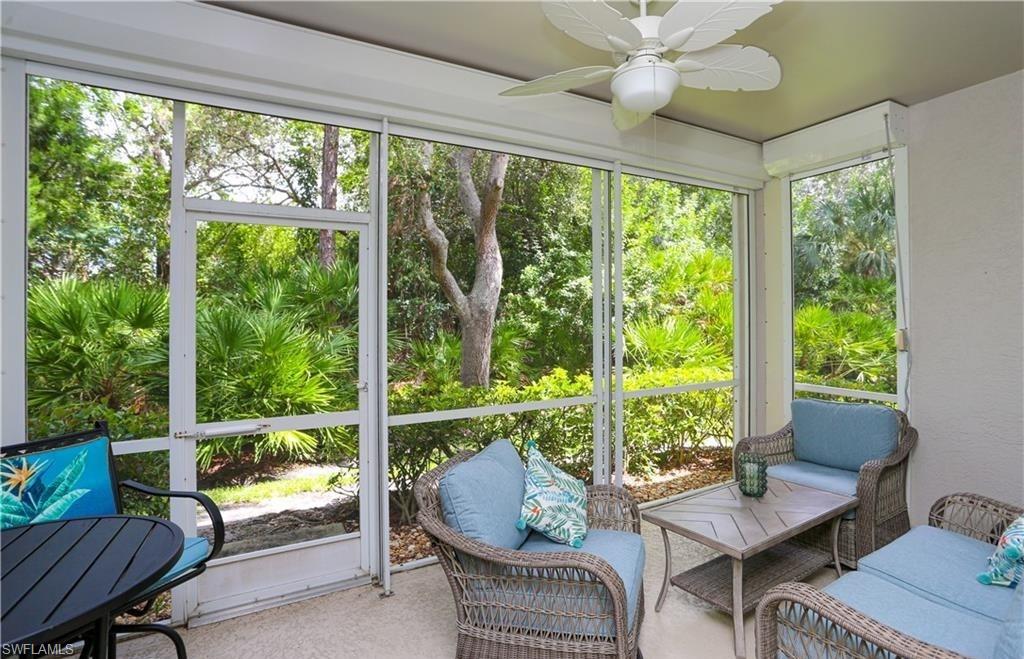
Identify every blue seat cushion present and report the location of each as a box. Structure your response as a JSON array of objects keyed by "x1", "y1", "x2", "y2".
[
  {"x1": 994, "y1": 583, "x2": 1024, "y2": 659},
  {"x1": 139, "y1": 536, "x2": 210, "y2": 599},
  {"x1": 468, "y1": 529, "x2": 642, "y2": 637},
  {"x1": 520, "y1": 528, "x2": 647, "y2": 630},
  {"x1": 766, "y1": 461, "x2": 859, "y2": 519},
  {"x1": 858, "y1": 525, "x2": 1015, "y2": 623},
  {"x1": 439, "y1": 439, "x2": 529, "y2": 550},
  {"x1": 1, "y1": 436, "x2": 118, "y2": 529},
  {"x1": 815, "y1": 571, "x2": 1001, "y2": 658},
  {"x1": 791, "y1": 399, "x2": 899, "y2": 472}
]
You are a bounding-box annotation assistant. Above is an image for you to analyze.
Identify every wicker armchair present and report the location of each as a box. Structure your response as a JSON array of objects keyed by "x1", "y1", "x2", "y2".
[
  {"x1": 734, "y1": 410, "x2": 917, "y2": 568},
  {"x1": 415, "y1": 450, "x2": 645, "y2": 659},
  {"x1": 755, "y1": 493, "x2": 1024, "y2": 659}
]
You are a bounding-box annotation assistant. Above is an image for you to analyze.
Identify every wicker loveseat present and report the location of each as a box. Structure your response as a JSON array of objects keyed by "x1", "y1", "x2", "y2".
[
  {"x1": 415, "y1": 441, "x2": 645, "y2": 659},
  {"x1": 734, "y1": 399, "x2": 917, "y2": 568},
  {"x1": 756, "y1": 492, "x2": 1024, "y2": 658}
]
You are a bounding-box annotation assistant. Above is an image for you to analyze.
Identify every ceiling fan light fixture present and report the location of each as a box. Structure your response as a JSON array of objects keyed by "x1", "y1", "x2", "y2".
[
  {"x1": 506, "y1": 1, "x2": 783, "y2": 130},
  {"x1": 610, "y1": 59, "x2": 679, "y2": 114}
]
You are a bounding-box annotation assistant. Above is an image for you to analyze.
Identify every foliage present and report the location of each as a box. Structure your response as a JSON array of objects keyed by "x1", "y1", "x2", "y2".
[
  {"x1": 623, "y1": 367, "x2": 735, "y2": 476},
  {"x1": 23, "y1": 77, "x2": 899, "y2": 531},
  {"x1": 205, "y1": 471, "x2": 339, "y2": 506},
  {"x1": 792, "y1": 160, "x2": 898, "y2": 393},
  {"x1": 27, "y1": 277, "x2": 169, "y2": 428}
]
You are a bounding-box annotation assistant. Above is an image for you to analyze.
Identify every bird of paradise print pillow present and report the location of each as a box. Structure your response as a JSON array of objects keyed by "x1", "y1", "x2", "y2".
[{"x1": 1, "y1": 436, "x2": 118, "y2": 529}]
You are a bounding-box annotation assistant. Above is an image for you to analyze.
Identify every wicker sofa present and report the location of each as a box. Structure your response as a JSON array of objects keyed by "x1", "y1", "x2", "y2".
[
  {"x1": 756, "y1": 492, "x2": 1024, "y2": 659},
  {"x1": 415, "y1": 440, "x2": 645, "y2": 659},
  {"x1": 735, "y1": 399, "x2": 917, "y2": 568}
]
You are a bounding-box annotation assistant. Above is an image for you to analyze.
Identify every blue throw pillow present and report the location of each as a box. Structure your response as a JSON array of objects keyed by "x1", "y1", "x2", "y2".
[
  {"x1": 438, "y1": 439, "x2": 529, "y2": 550},
  {"x1": 792, "y1": 399, "x2": 899, "y2": 472},
  {"x1": 1, "y1": 436, "x2": 118, "y2": 529}
]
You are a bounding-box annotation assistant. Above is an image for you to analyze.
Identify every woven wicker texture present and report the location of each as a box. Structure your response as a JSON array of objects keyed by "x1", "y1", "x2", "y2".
[
  {"x1": 415, "y1": 450, "x2": 644, "y2": 659},
  {"x1": 755, "y1": 492, "x2": 1024, "y2": 659},
  {"x1": 734, "y1": 410, "x2": 918, "y2": 568}
]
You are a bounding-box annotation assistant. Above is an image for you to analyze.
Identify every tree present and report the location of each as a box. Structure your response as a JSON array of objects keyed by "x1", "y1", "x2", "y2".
[
  {"x1": 415, "y1": 144, "x2": 510, "y2": 386},
  {"x1": 319, "y1": 125, "x2": 339, "y2": 267}
]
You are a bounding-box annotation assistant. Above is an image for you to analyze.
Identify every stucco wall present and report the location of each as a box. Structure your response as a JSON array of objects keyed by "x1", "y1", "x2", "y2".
[{"x1": 906, "y1": 70, "x2": 1024, "y2": 522}]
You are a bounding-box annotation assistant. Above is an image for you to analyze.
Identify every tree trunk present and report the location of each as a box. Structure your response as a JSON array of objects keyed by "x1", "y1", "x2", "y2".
[
  {"x1": 319, "y1": 125, "x2": 339, "y2": 267},
  {"x1": 459, "y1": 303, "x2": 496, "y2": 386},
  {"x1": 415, "y1": 144, "x2": 509, "y2": 387}
]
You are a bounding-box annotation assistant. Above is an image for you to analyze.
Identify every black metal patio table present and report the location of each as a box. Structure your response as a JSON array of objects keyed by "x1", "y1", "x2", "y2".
[{"x1": 1, "y1": 516, "x2": 184, "y2": 659}]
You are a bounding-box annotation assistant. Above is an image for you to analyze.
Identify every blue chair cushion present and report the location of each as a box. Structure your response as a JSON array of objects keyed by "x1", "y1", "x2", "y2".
[
  {"x1": 816, "y1": 571, "x2": 1001, "y2": 658},
  {"x1": 791, "y1": 399, "x2": 899, "y2": 472},
  {"x1": 139, "y1": 536, "x2": 210, "y2": 599},
  {"x1": 858, "y1": 525, "x2": 1016, "y2": 622},
  {"x1": 515, "y1": 529, "x2": 645, "y2": 635},
  {"x1": 439, "y1": 439, "x2": 529, "y2": 550},
  {"x1": 1, "y1": 436, "x2": 118, "y2": 529},
  {"x1": 994, "y1": 583, "x2": 1024, "y2": 659},
  {"x1": 766, "y1": 461, "x2": 859, "y2": 519}
]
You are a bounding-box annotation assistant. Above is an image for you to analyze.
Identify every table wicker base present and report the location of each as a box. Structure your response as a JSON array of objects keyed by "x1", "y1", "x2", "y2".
[{"x1": 669, "y1": 541, "x2": 830, "y2": 615}]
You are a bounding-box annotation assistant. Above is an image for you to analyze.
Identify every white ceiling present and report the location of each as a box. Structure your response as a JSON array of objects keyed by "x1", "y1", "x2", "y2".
[{"x1": 213, "y1": 1, "x2": 1024, "y2": 142}]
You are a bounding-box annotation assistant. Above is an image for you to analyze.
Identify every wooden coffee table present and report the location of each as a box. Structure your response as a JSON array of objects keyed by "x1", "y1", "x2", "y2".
[{"x1": 642, "y1": 478, "x2": 857, "y2": 658}]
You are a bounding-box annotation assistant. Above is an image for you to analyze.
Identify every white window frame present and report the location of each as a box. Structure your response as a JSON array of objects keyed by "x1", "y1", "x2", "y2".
[
  {"x1": 611, "y1": 168, "x2": 752, "y2": 486},
  {"x1": 782, "y1": 149, "x2": 910, "y2": 411},
  {"x1": 383, "y1": 129, "x2": 613, "y2": 493},
  {"x1": 1, "y1": 55, "x2": 759, "y2": 625}
]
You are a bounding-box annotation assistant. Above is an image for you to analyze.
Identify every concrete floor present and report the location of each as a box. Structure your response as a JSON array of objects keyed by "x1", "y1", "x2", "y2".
[{"x1": 120, "y1": 521, "x2": 835, "y2": 659}]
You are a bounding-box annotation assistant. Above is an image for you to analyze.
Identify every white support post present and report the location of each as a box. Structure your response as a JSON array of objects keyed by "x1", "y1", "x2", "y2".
[
  {"x1": 780, "y1": 176, "x2": 794, "y2": 418},
  {"x1": 603, "y1": 171, "x2": 613, "y2": 485},
  {"x1": 376, "y1": 120, "x2": 393, "y2": 596},
  {"x1": 591, "y1": 169, "x2": 606, "y2": 485},
  {"x1": 168, "y1": 100, "x2": 199, "y2": 624},
  {"x1": 892, "y1": 147, "x2": 911, "y2": 414},
  {"x1": 1, "y1": 57, "x2": 27, "y2": 445},
  {"x1": 612, "y1": 163, "x2": 624, "y2": 487},
  {"x1": 732, "y1": 192, "x2": 750, "y2": 441}
]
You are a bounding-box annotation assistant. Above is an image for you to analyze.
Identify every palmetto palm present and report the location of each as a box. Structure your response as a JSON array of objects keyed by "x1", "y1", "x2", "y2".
[{"x1": 26, "y1": 277, "x2": 168, "y2": 415}]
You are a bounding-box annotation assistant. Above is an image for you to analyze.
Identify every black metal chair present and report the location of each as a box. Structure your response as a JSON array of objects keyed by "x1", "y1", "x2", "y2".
[{"x1": 0, "y1": 421, "x2": 224, "y2": 659}]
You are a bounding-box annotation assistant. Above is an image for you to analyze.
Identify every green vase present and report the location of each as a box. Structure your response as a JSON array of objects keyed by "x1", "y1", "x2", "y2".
[{"x1": 737, "y1": 452, "x2": 767, "y2": 498}]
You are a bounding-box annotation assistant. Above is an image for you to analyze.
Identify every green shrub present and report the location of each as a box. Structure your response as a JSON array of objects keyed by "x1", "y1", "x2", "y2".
[{"x1": 385, "y1": 366, "x2": 733, "y2": 524}]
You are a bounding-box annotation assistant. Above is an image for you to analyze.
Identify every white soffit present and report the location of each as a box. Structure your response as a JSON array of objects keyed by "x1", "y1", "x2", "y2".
[
  {"x1": 763, "y1": 102, "x2": 909, "y2": 177},
  {"x1": 0, "y1": 1, "x2": 768, "y2": 188}
]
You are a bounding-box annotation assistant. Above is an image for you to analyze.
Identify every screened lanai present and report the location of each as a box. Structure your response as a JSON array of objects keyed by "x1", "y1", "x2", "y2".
[{"x1": 1, "y1": 3, "x2": 1021, "y2": 659}]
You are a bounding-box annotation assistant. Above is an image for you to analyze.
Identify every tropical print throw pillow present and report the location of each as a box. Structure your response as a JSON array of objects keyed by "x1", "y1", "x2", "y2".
[
  {"x1": 516, "y1": 441, "x2": 588, "y2": 547},
  {"x1": 978, "y1": 515, "x2": 1024, "y2": 587},
  {"x1": 1, "y1": 436, "x2": 118, "y2": 530}
]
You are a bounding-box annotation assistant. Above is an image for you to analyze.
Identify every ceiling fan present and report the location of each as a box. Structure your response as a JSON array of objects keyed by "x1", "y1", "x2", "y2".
[{"x1": 500, "y1": 0, "x2": 782, "y2": 130}]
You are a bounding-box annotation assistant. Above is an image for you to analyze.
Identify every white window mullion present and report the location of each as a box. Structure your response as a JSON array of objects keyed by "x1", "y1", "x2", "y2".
[
  {"x1": 591, "y1": 168, "x2": 607, "y2": 485},
  {"x1": 781, "y1": 176, "x2": 795, "y2": 419},
  {"x1": 893, "y1": 147, "x2": 911, "y2": 413},
  {"x1": 375, "y1": 121, "x2": 392, "y2": 596},
  {"x1": 612, "y1": 162, "x2": 624, "y2": 487},
  {"x1": 168, "y1": 99, "x2": 200, "y2": 624},
  {"x1": 1, "y1": 57, "x2": 27, "y2": 445}
]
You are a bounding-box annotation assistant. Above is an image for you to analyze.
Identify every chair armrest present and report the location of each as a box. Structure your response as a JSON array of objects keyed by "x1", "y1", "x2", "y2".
[
  {"x1": 586, "y1": 484, "x2": 641, "y2": 534},
  {"x1": 928, "y1": 492, "x2": 1024, "y2": 544},
  {"x1": 120, "y1": 479, "x2": 225, "y2": 560},
  {"x1": 417, "y1": 509, "x2": 633, "y2": 657},
  {"x1": 854, "y1": 425, "x2": 917, "y2": 547},
  {"x1": 755, "y1": 582, "x2": 968, "y2": 659},
  {"x1": 733, "y1": 423, "x2": 795, "y2": 477}
]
